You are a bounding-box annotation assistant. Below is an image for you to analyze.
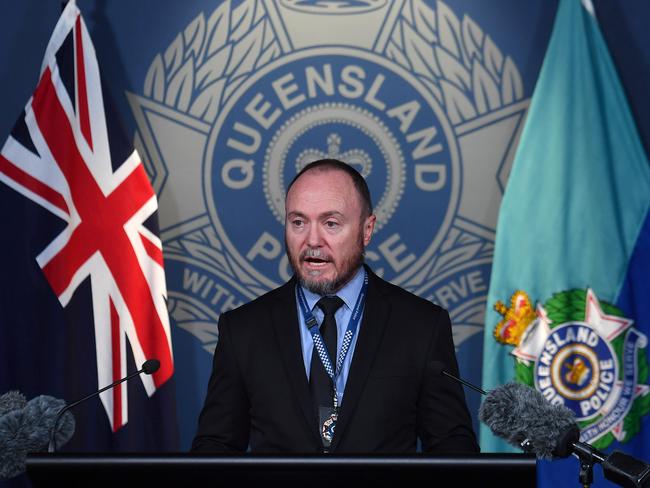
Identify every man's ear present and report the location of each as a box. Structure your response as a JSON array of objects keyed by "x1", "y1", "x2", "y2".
[{"x1": 362, "y1": 214, "x2": 376, "y2": 246}]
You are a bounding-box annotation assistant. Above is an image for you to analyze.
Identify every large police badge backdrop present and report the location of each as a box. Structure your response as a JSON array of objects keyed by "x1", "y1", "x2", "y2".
[{"x1": 126, "y1": 0, "x2": 539, "y2": 446}]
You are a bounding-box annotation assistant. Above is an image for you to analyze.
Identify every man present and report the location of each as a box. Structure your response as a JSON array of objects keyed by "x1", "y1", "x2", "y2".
[{"x1": 191, "y1": 159, "x2": 478, "y2": 453}]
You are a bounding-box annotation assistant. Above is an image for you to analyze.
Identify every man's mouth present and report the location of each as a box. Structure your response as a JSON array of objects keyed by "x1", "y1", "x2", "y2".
[
  {"x1": 303, "y1": 256, "x2": 330, "y2": 267},
  {"x1": 300, "y1": 249, "x2": 332, "y2": 269}
]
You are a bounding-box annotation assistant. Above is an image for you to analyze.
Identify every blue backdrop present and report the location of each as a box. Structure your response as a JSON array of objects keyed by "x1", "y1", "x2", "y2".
[{"x1": 1, "y1": 0, "x2": 649, "y2": 453}]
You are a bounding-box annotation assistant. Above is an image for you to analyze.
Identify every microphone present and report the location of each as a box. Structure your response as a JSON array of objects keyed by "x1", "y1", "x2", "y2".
[
  {"x1": 142, "y1": 359, "x2": 161, "y2": 375},
  {"x1": 430, "y1": 362, "x2": 577, "y2": 458},
  {"x1": 480, "y1": 383, "x2": 650, "y2": 487},
  {"x1": 47, "y1": 359, "x2": 160, "y2": 453},
  {"x1": 0, "y1": 392, "x2": 75, "y2": 480},
  {"x1": 432, "y1": 362, "x2": 650, "y2": 486},
  {"x1": 478, "y1": 382, "x2": 578, "y2": 459}
]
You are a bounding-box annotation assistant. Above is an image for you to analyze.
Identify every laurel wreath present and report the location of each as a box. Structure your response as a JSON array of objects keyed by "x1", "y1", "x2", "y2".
[
  {"x1": 142, "y1": 0, "x2": 286, "y2": 293},
  {"x1": 514, "y1": 290, "x2": 650, "y2": 449},
  {"x1": 143, "y1": 0, "x2": 282, "y2": 123},
  {"x1": 167, "y1": 291, "x2": 220, "y2": 355},
  {"x1": 384, "y1": 1, "x2": 525, "y2": 125},
  {"x1": 163, "y1": 225, "x2": 271, "y2": 350},
  {"x1": 398, "y1": 225, "x2": 492, "y2": 291},
  {"x1": 143, "y1": 0, "x2": 524, "y2": 126},
  {"x1": 163, "y1": 225, "x2": 270, "y2": 298}
]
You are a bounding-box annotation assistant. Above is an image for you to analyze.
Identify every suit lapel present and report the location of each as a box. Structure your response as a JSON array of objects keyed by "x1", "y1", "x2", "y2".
[
  {"x1": 269, "y1": 279, "x2": 322, "y2": 446},
  {"x1": 330, "y1": 268, "x2": 390, "y2": 450}
]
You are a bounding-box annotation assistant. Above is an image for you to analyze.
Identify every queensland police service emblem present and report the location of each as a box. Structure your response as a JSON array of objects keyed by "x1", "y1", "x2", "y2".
[
  {"x1": 494, "y1": 289, "x2": 650, "y2": 449},
  {"x1": 129, "y1": 0, "x2": 528, "y2": 361}
]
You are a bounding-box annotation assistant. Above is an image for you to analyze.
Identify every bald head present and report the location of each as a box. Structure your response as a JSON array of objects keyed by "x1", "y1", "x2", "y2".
[{"x1": 287, "y1": 159, "x2": 373, "y2": 219}]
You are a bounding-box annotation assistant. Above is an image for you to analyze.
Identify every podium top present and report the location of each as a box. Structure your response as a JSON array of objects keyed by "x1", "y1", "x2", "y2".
[{"x1": 27, "y1": 453, "x2": 536, "y2": 487}]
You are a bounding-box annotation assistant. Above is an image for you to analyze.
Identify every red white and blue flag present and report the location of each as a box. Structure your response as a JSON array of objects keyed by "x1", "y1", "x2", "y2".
[{"x1": 0, "y1": 1, "x2": 177, "y2": 449}]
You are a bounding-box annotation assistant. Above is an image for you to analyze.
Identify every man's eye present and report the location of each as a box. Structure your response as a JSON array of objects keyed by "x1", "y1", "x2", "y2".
[
  {"x1": 325, "y1": 221, "x2": 339, "y2": 228},
  {"x1": 292, "y1": 219, "x2": 304, "y2": 227}
]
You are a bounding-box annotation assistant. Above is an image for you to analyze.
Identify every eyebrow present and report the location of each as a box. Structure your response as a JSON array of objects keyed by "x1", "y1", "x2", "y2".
[{"x1": 286, "y1": 210, "x2": 345, "y2": 220}]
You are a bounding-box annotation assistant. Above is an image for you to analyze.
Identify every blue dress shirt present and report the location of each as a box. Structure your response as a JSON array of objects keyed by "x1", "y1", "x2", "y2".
[{"x1": 296, "y1": 266, "x2": 366, "y2": 407}]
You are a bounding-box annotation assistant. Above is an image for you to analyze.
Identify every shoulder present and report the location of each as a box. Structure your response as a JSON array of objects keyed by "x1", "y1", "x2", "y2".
[
  {"x1": 218, "y1": 278, "x2": 295, "y2": 329},
  {"x1": 366, "y1": 266, "x2": 446, "y2": 317}
]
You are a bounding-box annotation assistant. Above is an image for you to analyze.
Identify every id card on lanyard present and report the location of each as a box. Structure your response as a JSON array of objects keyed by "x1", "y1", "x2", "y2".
[{"x1": 296, "y1": 270, "x2": 368, "y2": 447}]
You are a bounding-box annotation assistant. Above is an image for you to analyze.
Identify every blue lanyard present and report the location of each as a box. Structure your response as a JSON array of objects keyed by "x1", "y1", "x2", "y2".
[{"x1": 296, "y1": 270, "x2": 368, "y2": 408}]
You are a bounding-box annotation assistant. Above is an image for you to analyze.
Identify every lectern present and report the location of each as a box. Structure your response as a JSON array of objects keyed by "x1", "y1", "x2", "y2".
[{"x1": 27, "y1": 453, "x2": 535, "y2": 487}]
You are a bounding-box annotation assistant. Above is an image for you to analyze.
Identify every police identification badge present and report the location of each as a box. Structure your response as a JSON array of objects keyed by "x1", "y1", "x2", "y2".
[
  {"x1": 319, "y1": 406, "x2": 337, "y2": 447},
  {"x1": 129, "y1": 0, "x2": 530, "y2": 361},
  {"x1": 493, "y1": 289, "x2": 650, "y2": 449}
]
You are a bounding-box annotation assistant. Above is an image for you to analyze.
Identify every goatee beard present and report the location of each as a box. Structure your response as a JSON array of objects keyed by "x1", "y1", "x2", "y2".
[{"x1": 290, "y1": 247, "x2": 364, "y2": 296}]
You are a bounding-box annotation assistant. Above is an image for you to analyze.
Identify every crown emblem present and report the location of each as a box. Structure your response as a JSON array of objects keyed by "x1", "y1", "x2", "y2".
[
  {"x1": 493, "y1": 290, "x2": 536, "y2": 346},
  {"x1": 296, "y1": 133, "x2": 372, "y2": 178}
]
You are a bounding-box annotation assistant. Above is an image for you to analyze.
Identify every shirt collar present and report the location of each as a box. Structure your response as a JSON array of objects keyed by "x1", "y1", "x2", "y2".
[{"x1": 300, "y1": 266, "x2": 365, "y2": 312}]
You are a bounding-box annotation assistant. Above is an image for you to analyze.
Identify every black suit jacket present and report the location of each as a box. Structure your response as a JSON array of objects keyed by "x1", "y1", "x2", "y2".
[{"x1": 191, "y1": 266, "x2": 479, "y2": 453}]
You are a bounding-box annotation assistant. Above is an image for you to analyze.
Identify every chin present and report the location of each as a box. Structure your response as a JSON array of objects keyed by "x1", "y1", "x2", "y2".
[{"x1": 298, "y1": 274, "x2": 340, "y2": 296}]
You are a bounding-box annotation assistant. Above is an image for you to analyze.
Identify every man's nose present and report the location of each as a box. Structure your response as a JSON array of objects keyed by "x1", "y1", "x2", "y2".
[{"x1": 306, "y1": 223, "x2": 322, "y2": 247}]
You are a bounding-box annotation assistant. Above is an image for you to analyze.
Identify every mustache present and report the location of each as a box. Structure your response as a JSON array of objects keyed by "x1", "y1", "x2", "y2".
[{"x1": 300, "y1": 248, "x2": 332, "y2": 261}]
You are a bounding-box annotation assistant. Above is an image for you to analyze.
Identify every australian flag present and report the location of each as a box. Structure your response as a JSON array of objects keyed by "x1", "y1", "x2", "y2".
[{"x1": 0, "y1": 1, "x2": 178, "y2": 451}]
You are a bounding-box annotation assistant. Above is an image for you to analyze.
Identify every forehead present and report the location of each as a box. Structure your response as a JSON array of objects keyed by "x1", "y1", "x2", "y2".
[{"x1": 286, "y1": 169, "x2": 360, "y2": 214}]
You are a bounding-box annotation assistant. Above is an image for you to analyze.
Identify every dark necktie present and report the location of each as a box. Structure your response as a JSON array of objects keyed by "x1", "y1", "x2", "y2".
[{"x1": 309, "y1": 296, "x2": 344, "y2": 411}]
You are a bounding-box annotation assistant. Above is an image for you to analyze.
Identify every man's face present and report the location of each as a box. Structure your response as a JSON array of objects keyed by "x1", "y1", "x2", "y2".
[{"x1": 285, "y1": 169, "x2": 376, "y2": 295}]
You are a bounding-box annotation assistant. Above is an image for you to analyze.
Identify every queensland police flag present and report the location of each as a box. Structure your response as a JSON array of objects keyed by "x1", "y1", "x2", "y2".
[
  {"x1": 481, "y1": 0, "x2": 650, "y2": 485},
  {"x1": 0, "y1": 1, "x2": 178, "y2": 451}
]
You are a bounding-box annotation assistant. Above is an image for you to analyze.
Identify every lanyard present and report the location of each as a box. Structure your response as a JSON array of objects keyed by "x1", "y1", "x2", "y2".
[{"x1": 296, "y1": 270, "x2": 368, "y2": 408}]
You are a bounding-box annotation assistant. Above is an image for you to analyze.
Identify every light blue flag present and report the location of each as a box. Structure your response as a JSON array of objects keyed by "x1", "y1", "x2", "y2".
[{"x1": 481, "y1": 0, "x2": 650, "y2": 485}]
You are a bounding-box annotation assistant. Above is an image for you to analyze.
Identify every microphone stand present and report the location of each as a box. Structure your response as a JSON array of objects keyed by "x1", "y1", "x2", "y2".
[
  {"x1": 48, "y1": 361, "x2": 158, "y2": 453},
  {"x1": 571, "y1": 442, "x2": 606, "y2": 488},
  {"x1": 521, "y1": 428, "x2": 650, "y2": 488}
]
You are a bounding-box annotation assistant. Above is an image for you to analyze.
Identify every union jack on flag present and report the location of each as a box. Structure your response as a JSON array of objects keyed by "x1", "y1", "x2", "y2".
[{"x1": 0, "y1": 1, "x2": 173, "y2": 433}]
